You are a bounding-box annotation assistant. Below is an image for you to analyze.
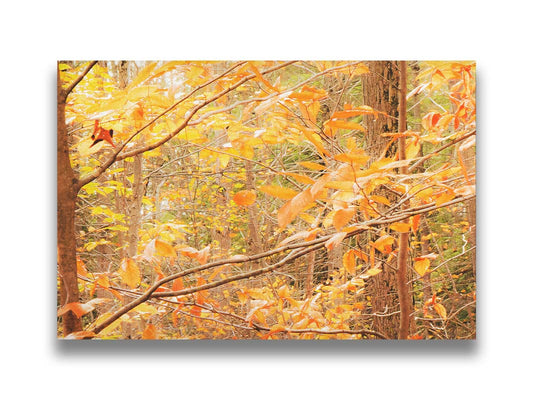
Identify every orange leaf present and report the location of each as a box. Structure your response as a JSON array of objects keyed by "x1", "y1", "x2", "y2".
[
  {"x1": 277, "y1": 188, "x2": 313, "y2": 229},
  {"x1": 58, "y1": 298, "x2": 110, "y2": 319},
  {"x1": 331, "y1": 106, "x2": 378, "y2": 119},
  {"x1": 172, "y1": 277, "x2": 184, "y2": 291},
  {"x1": 119, "y1": 258, "x2": 141, "y2": 289},
  {"x1": 281, "y1": 171, "x2": 315, "y2": 185},
  {"x1": 414, "y1": 253, "x2": 438, "y2": 261},
  {"x1": 233, "y1": 190, "x2": 257, "y2": 206},
  {"x1": 389, "y1": 222, "x2": 411, "y2": 233},
  {"x1": 373, "y1": 235, "x2": 395, "y2": 254},
  {"x1": 343, "y1": 250, "x2": 356, "y2": 274},
  {"x1": 411, "y1": 214, "x2": 421, "y2": 233},
  {"x1": 333, "y1": 207, "x2": 356, "y2": 231},
  {"x1": 433, "y1": 303, "x2": 447, "y2": 319},
  {"x1": 248, "y1": 62, "x2": 279, "y2": 92},
  {"x1": 324, "y1": 232, "x2": 347, "y2": 251},
  {"x1": 76, "y1": 256, "x2": 88, "y2": 277},
  {"x1": 179, "y1": 246, "x2": 199, "y2": 258},
  {"x1": 298, "y1": 161, "x2": 327, "y2": 171},
  {"x1": 289, "y1": 85, "x2": 328, "y2": 101},
  {"x1": 259, "y1": 185, "x2": 298, "y2": 200},
  {"x1": 352, "y1": 249, "x2": 368, "y2": 262},
  {"x1": 142, "y1": 324, "x2": 157, "y2": 339}
]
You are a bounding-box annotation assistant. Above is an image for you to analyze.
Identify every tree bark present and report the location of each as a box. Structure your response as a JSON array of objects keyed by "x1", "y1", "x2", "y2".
[
  {"x1": 362, "y1": 61, "x2": 401, "y2": 338},
  {"x1": 396, "y1": 60, "x2": 412, "y2": 339},
  {"x1": 57, "y1": 66, "x2": 82, "y2": 335}
]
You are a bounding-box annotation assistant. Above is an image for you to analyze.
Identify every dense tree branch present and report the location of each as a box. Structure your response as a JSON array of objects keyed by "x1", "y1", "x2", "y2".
[
  {"x1": 77, "y1": 61, "x2": 296, "y2": 190},
  {"x1": 90, "y1": 194, "x2": 474, "y2": 335}
]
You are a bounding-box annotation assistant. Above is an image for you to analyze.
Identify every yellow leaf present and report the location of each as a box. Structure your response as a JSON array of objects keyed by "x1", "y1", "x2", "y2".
[
  {"x1": 259, "y1": 185, "x2": 298, "y2": 200},
  {"x1": 433, "y1": 303, "x2": 447, "y2": 319},
  {"x1": 366, "y1": 268, "x2": 382, "y2": 276},
  {"x1": 389, "y1": 222, "x2": 411, "y2": 233},
  {"x1": 405, "y1": 139, "x2": 420, "y2": 159},
  {"x1": 370, "y1": 195, "x2": 391, "y2": 206},
  {"x1": 233, "y1": 190, "x2": 257, "y2": 206},
  {"x1": 343, "y1": 250, "x2": 356, "y2": 275},
  {"x1": 155, "y1": 239, "x2": 178, "y2": 258},
  {"x1": 414, "y1": 258, "x2": 430, "y2": 276},
  {"x1": 435, "y1": 191, "x2": 455, "y2": 206},
  {"x1": 119, "y1": 258, "x2": 141, "y2": 289}
]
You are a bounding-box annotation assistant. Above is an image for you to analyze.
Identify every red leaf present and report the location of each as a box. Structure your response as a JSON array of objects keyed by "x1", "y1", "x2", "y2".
[{"x1": 90, "y1": 120, "x2": 115, "y2": 148}]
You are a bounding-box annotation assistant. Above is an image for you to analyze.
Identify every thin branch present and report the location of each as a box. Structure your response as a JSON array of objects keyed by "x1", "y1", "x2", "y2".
[
  {"x1": 408, "y1": 130, "x2": 476, "y2": 172},
  {"x1": 61, "y1": 61, "x2": 98, "y2": 100}
]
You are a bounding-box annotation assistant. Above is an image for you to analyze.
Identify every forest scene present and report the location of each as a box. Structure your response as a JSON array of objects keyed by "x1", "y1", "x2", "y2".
[{"x1": 57, "y1": 60, "x2": 476, "y2": 340}]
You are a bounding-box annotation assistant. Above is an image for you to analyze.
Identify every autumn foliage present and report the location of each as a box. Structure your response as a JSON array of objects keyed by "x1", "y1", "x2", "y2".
[{"x1": 57, "y1": 61, "x2": 475, "y2": 340}]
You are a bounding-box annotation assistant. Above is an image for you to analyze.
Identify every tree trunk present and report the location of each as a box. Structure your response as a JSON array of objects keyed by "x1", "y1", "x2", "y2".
[
  {"x1": 57, "y1": 68, "x2": 82, "y2": 336},
  {"x1": 362, "y1": 61, "x2": 401, "y2": 339},
  {"x1": 396, "y1": 61, "x2": 412, "y2": 339}
]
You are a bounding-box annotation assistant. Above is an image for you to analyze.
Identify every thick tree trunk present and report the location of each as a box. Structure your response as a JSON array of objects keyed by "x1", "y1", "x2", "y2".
[
  {"x1": 57, "y1": 70, "x2": 82, "y2": 336},
  {"x1": 362, "y1": 61, "x2": 401, "y2": 338}
]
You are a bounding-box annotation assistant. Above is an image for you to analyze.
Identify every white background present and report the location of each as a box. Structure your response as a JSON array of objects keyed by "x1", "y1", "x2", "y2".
[{"x1": 1, "y1": 1, "x2": 530, "y2": 398}]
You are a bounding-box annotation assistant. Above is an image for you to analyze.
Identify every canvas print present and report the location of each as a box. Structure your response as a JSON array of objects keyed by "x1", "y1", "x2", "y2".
[{"x1": 57, "y1": 61, "x2": 476, "y2": 340}]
